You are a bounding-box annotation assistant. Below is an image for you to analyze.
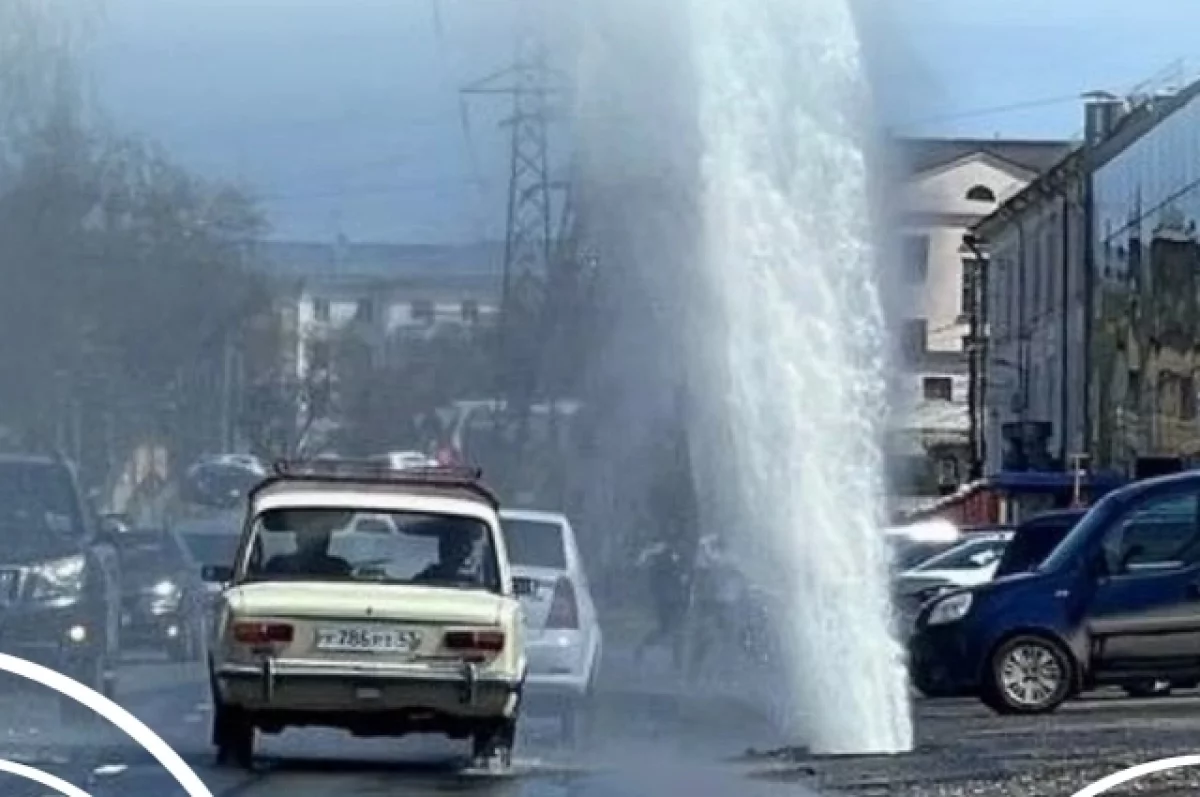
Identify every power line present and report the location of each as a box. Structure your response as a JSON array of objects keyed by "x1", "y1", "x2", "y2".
[
  {"x1": 892, "y1": 93, "x2": 1085, "y2": 130},
  {"x1": 256, "y1": 177, "x2": 494, "y2": 202}
]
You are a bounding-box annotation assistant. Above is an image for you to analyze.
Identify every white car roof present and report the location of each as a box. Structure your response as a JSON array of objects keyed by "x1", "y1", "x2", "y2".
[
  {"x1": 252, "y1": 487, "x2": 499, "y2": 525},
  {"x1": 499, "y1": 508, "x2": 568, "y2": 525}
]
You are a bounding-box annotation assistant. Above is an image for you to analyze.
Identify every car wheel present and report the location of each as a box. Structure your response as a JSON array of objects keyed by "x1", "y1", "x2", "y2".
[
  {"x1": 1124, "y1": 679, "x2": 1172, "y2": 698},
  {"x1": 213, "y1": 704, "x2": 255, "y2": 770},
  {"x1": 471, "y1": 718, "x2": 516, "y2": 770},
  {"x1": 983, "y1": 634, "x2": 1075, "y2": 715}
]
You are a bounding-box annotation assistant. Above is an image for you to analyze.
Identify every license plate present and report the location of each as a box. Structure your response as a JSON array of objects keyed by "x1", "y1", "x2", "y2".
[{"x1": 315, "y1": 626, "x2": 421, "y2": 653}]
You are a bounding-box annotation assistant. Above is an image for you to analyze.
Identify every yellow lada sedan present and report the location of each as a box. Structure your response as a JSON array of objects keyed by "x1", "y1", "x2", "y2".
[{"x1": 202, "y1": 460, "x2": 525, "y2": 770}]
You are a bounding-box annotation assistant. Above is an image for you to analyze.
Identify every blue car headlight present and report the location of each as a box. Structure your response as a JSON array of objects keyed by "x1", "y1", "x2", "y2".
[{"x1": 926, "y1": 591, "x2": 973, "y2": 626}]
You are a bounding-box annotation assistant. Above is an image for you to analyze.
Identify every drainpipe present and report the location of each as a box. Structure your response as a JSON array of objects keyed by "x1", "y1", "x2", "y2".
[
  {"x1": 963, "y1": 233, "x2": 987, "y2": 479},
  {"x1": 1060, "y1": 191, "x2": 1071, "y2": 467}
]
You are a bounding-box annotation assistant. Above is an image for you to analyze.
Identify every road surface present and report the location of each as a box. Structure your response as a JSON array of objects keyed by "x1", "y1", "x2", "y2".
[{"x1": 6, "y1": 656, "x2": 1200, "y2": 796}]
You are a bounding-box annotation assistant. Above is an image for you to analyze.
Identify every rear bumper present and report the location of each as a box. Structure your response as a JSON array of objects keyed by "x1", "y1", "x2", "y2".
[{"x1": 214, "y1": 658, "x2": 524, "y2": 720}]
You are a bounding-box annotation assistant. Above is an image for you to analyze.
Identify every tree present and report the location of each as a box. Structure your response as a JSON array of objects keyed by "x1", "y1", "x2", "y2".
[{"x1": 0, "y1": 2, "x2": 270, "y2": 485}]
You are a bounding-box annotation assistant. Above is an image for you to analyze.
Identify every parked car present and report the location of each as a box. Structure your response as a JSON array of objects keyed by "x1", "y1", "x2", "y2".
[
  {"x1": 203, "y1": 461, "x2": 525, "y2": 769},
  {"x1": 910, "y1": 471, "x2": 1200, "y2": 715},
  {"x1": 181, "y1": 456, "x2": 266, "y2": 510},
  {"x1": 500, "y1": 508, "x2": 601, "y2": 743},
  {"x1": 886, "y1": 520, "x2": 966, "y2": 573},
  {"x1": 114, "y1": 528, "x2": 207, "y2": 661},
  {"x1": 0, "y1": 454, "x2": 122, "y2": 721}
]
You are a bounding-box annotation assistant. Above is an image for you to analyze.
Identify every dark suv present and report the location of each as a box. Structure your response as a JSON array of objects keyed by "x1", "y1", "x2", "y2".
[{"x1": 0, "y1": 454, "x2": 122, "y2": 717}]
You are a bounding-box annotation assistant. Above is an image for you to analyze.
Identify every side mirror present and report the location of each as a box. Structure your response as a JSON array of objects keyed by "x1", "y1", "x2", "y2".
[
  {"x1": 513, "y1": 577, "x2": 536, "y2": 597},
  {"x1": 202, "y1": 565, "x2": 234, "y2": 584}
]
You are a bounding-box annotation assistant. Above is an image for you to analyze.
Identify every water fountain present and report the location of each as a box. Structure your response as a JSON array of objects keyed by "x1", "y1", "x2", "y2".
[{"x1": 574, "y1": 0, "x2": 913, "y2": 754}]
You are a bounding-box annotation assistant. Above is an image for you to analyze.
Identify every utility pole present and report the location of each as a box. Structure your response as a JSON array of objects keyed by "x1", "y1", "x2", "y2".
[{"x1": 461, "y1": 18, "x2": 567, "y2": 498}]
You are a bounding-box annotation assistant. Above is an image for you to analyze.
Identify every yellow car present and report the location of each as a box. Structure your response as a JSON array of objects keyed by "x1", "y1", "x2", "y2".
[{"x1": 202, "y1": 461, "x2": 525, "y2": 769}]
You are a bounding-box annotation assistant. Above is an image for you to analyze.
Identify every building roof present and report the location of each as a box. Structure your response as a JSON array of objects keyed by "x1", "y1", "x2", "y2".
[
  {"x1": 972, "y1": 147, "x2": 1084, "y2": 240},
  {"x1": 256, "y1": 240, "x2": 505, "y2": 282},
  {"x1": 974, "y1": 79, "x2": 1200, "y2": 242},
  {"x1": 894, "y1": 137, "x2": 1075, "y2": 178}
]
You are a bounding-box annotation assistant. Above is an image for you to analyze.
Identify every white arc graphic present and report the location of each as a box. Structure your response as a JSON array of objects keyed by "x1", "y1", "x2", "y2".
[
  {"x1": 0, "y1": 758, "x2": 93, "y2": 797},
  {"x1": 1071, "y1": 755, "x2": 1200, "y2": 797},
  {"x1": 0, "y1": 653, "x2": 213, "y2": 797}
]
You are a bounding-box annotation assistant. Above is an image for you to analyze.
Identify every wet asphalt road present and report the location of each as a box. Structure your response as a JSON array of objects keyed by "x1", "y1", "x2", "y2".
[
  {"x1": 0, "y1": 655, "x2": 787, "y2": 797},
  {"x1": 7, "y1": 659, "x2": 1200, "y2": 797}
]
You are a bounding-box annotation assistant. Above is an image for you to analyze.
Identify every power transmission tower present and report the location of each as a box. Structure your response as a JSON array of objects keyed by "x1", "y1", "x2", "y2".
[{"x1": 462, "y1": 24, "x2": 568, "y2": 498}]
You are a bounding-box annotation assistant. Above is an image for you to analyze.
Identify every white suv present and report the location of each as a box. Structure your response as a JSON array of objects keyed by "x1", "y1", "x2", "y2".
[{"x1": 203, "y1": 461, "x2": 526, "y2": 769}]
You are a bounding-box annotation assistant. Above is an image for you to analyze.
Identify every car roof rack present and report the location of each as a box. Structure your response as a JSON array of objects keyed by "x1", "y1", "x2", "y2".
[{"x1": 253, "y1": 459, "x2": 499, "y2": 508}]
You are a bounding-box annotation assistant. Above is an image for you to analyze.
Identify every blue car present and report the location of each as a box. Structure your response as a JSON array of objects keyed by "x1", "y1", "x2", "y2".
[{"x1": 910, "y1": 471, "x2": 1200, "y2": 714}]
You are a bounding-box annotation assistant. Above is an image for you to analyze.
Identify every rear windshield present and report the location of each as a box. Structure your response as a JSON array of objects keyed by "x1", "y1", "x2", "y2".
[
  {"x1": 0, "y1": 461, "x2": 83, "y2": 552},
  {"x1": 118, "y1": 533, "x2": 187, "y2": 571},
  {"x1": 241, "y1": 509, "x2": 501, "y2": 592},
  {"x1": 502, "y1": 519, "x2": 567, "y2": 569},
  {"x1": 179, "y1": 532, "x2": 241, "y2": 568}
]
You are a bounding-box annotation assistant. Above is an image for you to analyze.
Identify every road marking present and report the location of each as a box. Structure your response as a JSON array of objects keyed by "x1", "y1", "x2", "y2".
[
  {"x1": 0, "y1": 654, "x2": 212, "y2": 797},
  {"x1": 1072, "y1": 755, "x2": 1200, "y2": 797},
  {"x1": 0, "y1": 758, "x2": 92, "y2": 797}
]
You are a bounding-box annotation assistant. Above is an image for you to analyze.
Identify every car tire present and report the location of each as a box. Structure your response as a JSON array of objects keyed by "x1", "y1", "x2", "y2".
[
  {"x1": 471, "y1": 718, "x2": 516, "y2": 769},
  {"x1": 213, "y1": 704, "x2": 255, "y2": 770},
  {"x1": 982, "y1": 634, "x2": 1075, "y2": 715}
]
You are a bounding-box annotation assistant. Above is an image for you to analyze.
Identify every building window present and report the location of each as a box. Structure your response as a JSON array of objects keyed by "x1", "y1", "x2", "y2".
[
  {"x1": 312, "y1": 297, "x2": 330, "y2": 323},
  {"x1": 903, "y1": 234, "x2": 930, "y2": 283},
  {"x1": 923, "y1": 376, "x2": 953, "y2": 402},
  {"x1": 1183, "y1": 374, "x2": 1197, "y2": 421},
  {"x1": 461, "y1": 300, "x2": 480, "y2": 324},
  {"x1": 966, "y1": 185, "x2": 996, "y2": 203},
  {"x1": 902, "y1": 318, "x2": 927, "y2": 360},
  {"x1": 356, "y1": 298, "x2": 374, "y2": 322},
  {"x1": 410, "y1": 300, "x2": 434, "y2": 325}
]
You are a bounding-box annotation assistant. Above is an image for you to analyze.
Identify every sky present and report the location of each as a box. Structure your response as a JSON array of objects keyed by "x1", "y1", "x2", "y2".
[{"x1": 81, "y1": 0, "x2": 1200, "y2": 244}]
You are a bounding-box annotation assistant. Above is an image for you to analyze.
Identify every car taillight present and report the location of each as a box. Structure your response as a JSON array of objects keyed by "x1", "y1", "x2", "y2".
[
  {"x1": 546, "y1": 578, "x2": 579, "y2": 630},
  {"x1": 232, "y1": 621, "x2": 294, "y2": 644},
  {"x1": 443, "y1": 629, "x2": 506, "y2": 653}
]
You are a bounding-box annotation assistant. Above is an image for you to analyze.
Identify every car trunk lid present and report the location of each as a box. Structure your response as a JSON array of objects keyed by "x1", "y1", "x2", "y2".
[{"x1": 228, "y1": 580, "x2": 505, "y2": 626}]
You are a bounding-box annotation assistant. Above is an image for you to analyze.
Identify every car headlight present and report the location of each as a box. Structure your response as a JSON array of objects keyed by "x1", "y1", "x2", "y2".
[
  {"x1": 151, "y1": 580, "x2": 179, "y2": 598},
  {"x1": 29, "y1": 555, "x2": 86, "y2": 603},
  {"x1": 926, "y1": 591, "x2": 973, "y2": 626}
]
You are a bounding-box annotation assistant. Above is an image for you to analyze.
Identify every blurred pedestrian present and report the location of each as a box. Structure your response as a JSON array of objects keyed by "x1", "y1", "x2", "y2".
[{"x1": 634, "y1": 536, "x2": 691, "y2": 672}]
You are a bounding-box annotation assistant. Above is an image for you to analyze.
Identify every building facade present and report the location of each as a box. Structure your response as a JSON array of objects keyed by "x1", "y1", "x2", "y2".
[
  {"x1": 975, "y1": 83, "x2": 1200, "y2": 479},
  {"x1": 258, "y1": 239, "x2": 504, "y2": 381},
  {"x1": 974, "y1": 151, "x2": 1088, "y2": 474},
  {"x1": 890, "y1": 138, "x2": 1071, "y2": 493},
  {"x1": 1089, "y1": 86, "x2": 1200, "y2": 474}
]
